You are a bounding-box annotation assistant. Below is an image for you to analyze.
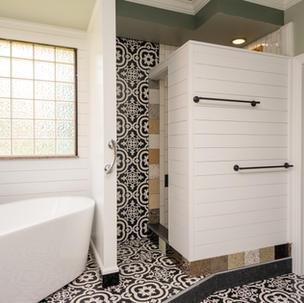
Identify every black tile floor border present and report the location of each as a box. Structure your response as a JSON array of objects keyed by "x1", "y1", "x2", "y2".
[{"x1": 165, "y1": 257, "x2": 292, "y2": 303}]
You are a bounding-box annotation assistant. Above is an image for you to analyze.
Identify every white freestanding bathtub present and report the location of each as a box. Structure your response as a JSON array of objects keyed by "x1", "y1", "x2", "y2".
[{"x1": 0, "y1": 196, "x2": 95, "y2": 303}]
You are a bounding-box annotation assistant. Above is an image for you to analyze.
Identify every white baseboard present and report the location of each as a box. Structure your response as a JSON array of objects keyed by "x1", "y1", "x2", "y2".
[{"x1": 90, "y1": 239, "x2": 119, "y2": 275}]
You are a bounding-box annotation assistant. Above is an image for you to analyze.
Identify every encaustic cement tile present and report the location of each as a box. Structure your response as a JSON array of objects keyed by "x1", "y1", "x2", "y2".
[{"x1": 41, "y1": 239, "x2": 203, "y2": 303}]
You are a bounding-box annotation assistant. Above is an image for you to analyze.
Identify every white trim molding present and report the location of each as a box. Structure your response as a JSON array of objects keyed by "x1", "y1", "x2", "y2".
[
  {"x1": 90, "y1": 240, "x2": 119, "y2": 275},
  {"x1": 290, "y1": 54, "x2": 304, "y2": 275},
  {"x1": 0, "y1": 17, "x2": 87, "y2": 49},
  {"x1": 0, "y1": 17, "x2": 86, "y2": 40},
  {"x1": 125, "y1": 0, "x2": 301, "y2": 14},
  {"x1": 125, "y1": 0, "x2": 196, "y2": 14}
]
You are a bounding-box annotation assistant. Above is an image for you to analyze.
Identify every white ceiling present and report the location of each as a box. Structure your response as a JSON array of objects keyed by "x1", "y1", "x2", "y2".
[
  {"x1": 126, "y1": 0, "x2": 303, "y2": 14},
  {"x1": 0, "y1": 0, "x2": 96, "y2": 30}
]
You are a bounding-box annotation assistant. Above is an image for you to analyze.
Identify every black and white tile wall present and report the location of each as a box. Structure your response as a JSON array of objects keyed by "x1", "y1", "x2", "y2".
[{"x1": 116, "y1": 37, "x2": 159, "y2": 242}]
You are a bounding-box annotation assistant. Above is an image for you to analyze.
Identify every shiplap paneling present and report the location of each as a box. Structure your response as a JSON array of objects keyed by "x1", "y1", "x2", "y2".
[
  {"x1": 194, "y1": 195, "x2": 287, "y2": 217},
  {"x1": 167, "y1": 45, "x2": 191, "y2": 259},
  {"x1": 193, "y1": 147, "x2": 287, "y2": 162},
  {"x1": 192, "y1": 42, "x2": 290, "y2": 261},
  {"x1": 194, "y1": 231, "x2": 287, "y2": 259},
  {"x1": 159, "y1": 43, "x2": 177, "y2": 228},
  {"x1": 0, "y1": 28, "x2": 90, "y2": 205},
  {"x1": 193, "y1": 121, "x2": 287, "y2": 135},
  {"x1": 194, "y1": 184, "x2": 287, "y2": 204},
  {"x1": 167, "y1": 41, "x2": 290, "y2": 262}
]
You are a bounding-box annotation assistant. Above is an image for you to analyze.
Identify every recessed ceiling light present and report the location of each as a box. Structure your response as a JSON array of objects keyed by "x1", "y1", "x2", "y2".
[{"x1": 232, "y1": 38, "x2": 247, "y2": 45}]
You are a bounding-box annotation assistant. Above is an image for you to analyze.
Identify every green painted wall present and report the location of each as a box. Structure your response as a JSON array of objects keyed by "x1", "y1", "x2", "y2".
[
  {"x1": 117, "y1": 0, "x2": 284, "y2": 31},
  {"x1": 116, "y1": 0, "x2": 195, "y2": 29},
  {"x1": 285, "y1": 1, "x2": 304, "y2": 55},
  {"x1": 195, "y1": 0, "x2": 283, "y2": 28}
]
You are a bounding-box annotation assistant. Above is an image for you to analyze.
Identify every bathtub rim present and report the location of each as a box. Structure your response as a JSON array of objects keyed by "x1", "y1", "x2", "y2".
[{"x1": 0, "y1": 195, "x2": 95, "y2": 237}]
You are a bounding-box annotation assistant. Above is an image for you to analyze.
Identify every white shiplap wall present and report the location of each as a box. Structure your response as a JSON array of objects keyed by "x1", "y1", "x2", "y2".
[
  {"x1": 245, "y1": 23, "x2": 294, "y2": 56},
  {"x1": 159, "y1": 44, "x2": 178, "y2": 228},
  {"x1": 0, "y1": 19, "x2": 90, "y2": 204},
  {"x1": 168, "y1": 45, "x2": 192, "y2": 259},
  {"x1": 167, "y1": 41, "x2": 290, "y2": 262}
]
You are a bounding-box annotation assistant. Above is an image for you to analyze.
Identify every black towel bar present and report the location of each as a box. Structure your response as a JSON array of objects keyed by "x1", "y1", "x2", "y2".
[
  {"x1": 193, "y1": 96, "x2": 260, "y2": 107},
  {"x1": 234, "y1": 162, "x2": 293, "y2": 172}
]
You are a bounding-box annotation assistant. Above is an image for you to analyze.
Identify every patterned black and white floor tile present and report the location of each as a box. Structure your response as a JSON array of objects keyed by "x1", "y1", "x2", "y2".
[
  {"x1": 41, "y1": 238, "x2": 202, "y2": 303},
  {"x1": 202, "y1": 273, "x2": 304, "y2": 303}
]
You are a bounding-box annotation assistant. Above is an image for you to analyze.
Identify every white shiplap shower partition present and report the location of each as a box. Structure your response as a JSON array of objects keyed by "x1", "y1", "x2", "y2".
[{"x1": 152, "y1": 41, "x2": 291, "y2": 262}]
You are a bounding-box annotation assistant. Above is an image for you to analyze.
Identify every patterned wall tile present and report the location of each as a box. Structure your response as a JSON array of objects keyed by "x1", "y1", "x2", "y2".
[
  {"x1": 116, "y1": 37, "x2": 159, "y2": 242},
  {"x1": 148, "y1": 92, "x2": 160, "y2": 215},
  {"x1": 149, "y1": 193, "x2": 160, "y2": 209},
  {"x1": 149, "y1": 209, "x2": 160, "y2": 224},
  {"x1": 228, "y1": 252, "x2": 245, "y2": 270},
  {"x1": 149, "y1": 149, "x2": 160, "y2": 164},
  {"x1": 260, "y1": 247, "x2": 275, "y2": 263},
  {"x1": 149, "y1": 134, "x2": 160, "y2": 148},
  {"x1": 149, "y1": 164, "x2": 160, "y2": 179},
  {"x1": 149, "y1": 104, "x2": 160, "y2": 118},
  {"x1": 210, "y1": 256, "x2": 228, "y2": 274},
  {"x1": 149, "y1": 88, "x2": 160, "y2": 104},
  {"x1": 189, "y1": 259, "x2": 211, "y2": 276},
  {"x1": 163, "y1": 241, "x2": 290, "y2": 277},
  {"x1": 275, "y1": 244, "x2": 291, "y2": 259},
  {"x1": 149, "y1": 178, "x2": 160, "y2": 194},
  {"x1": 245, "y1": 249, "x2": 260, "y2": 266},
  {"x1": 149, "y1": 119, "x2": 160, "y2": 134}
]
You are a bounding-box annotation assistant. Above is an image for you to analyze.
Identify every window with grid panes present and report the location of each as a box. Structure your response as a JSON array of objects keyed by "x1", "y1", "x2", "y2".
[{"x1": 0, "y1": 39, "x2": 77, "y2": 157}]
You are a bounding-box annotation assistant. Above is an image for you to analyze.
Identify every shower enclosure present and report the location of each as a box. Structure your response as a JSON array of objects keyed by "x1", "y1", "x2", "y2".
[{"x1": 150, "y1": 41, "x2": 291, "y2": 268}]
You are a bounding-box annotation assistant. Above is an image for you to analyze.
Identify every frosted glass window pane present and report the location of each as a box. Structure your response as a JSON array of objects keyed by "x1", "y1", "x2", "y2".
[
  {"x1": 0, "y1": 40, "x2": 10, "y2": 57},
  {"x1": 56, "y1": 139, "x2": 74, "y2": 155},
  {"x1": 12, "y1": 59, "x2": 33, "y2": 79},
  {"x1": 0, "y1": 140, "x2": 11, "y2": 156},
  {"x1": 56, "y1": 48, "x2": 74, "y2": 63},
  {"x1": 0, "y1": 57, "x2": 10, "y2": 77},
  {"x1": 56, "y1": 83, "x2": 74, "y2": 101},
  {"x1": 35, "y1": 61, "x2": 55, "y2": 81},
  {"x1": 12, "y1": 139, "x2": 34, "y2": 155},
  {"x1": 35, "y1": 139, "x2": 55, "y2": 155},
  {"x1": 0, "y1": 40, "x2": 76, "y2": 158},
  {"x1": 12, "y1": 120, "x2": 33, "y2": 139},
  {"x1": 12, "y1": 99, "x2": 33, "y2": 119},
  {"x1": 0, "y1": 78, "x2": 10, "y2": 97},
  {"x1": 0, "y1": 119, "x2": 11, "y2": 138},
  {"x1": 56, "y1": 64, "x2": 74, "y2": 82},
  {"x1": 56, "y1": 102, "x2": 74, "y2": 120},
  {"x1": 12, "y1": 79, "x2": 33, "y2": 99},
  {"x1": 12, "y1": 42, "x2": 33, "y2": 59},
  {"x1": 35, "y1": 101, "x2": 55, "y2": 119},
  {"x1": 35, "y1": 81, "x2": 55, "y2": 100},
  {"x1": 35, "y1": 120, "x2": 55, "y2": 138},
  {"x1": 0, "y1": 99, "x2": 10, "y2": 118},
  {"x1": 34, "y1": 45, "x2": 55, "y2": 61},
  {"x1": 56, "y1": 120, "x2": 74, "y2": 138}
]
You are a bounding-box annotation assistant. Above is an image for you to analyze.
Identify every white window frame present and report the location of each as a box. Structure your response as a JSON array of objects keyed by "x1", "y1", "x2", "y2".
[{"x1": 0, "y1": 20, "x2": 83, "y2": 159}]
